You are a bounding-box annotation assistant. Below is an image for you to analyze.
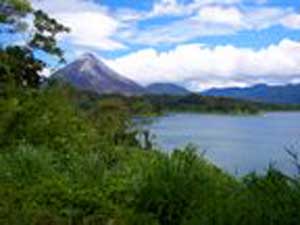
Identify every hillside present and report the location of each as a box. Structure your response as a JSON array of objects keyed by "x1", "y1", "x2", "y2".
[
  {"x1": 202, "y1": 83, "x2": 300, "y2": 104},
  {"x1": 146, "y1": 83, "x2": 191, "y2": 96},
  {"x1": 52, "y1": 53, "x2": 145, "y2": 95}
]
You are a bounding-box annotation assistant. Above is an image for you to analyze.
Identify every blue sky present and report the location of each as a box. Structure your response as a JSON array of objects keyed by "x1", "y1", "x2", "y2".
[{"x1": 30, "y1": 0, "x2": 300, "y2": 90}]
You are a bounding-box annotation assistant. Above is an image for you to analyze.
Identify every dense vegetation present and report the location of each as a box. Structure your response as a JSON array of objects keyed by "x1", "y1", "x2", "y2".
[
  {"x1": 146, "y1": 94, "x2": 300, "y2": 114},
  {"x1": 1, "y1": 1, "x2": 300, "y2": 225},
  {"x1": 100, "y1": 94, "x2": 262, "y2": 115},
  {"x1": 1, "y1": 85, "x2": 300, "y2": 225},
  {"x1": 78, "y1": 91, "x2": 300, "y2": 117}
]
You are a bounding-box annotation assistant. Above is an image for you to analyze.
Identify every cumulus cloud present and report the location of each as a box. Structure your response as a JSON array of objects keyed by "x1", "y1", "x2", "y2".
[
  {"x1": 107, "y1": 39, "x2": 300, "y2": 90},
  {"x1": 32, "y1": 0, "x2": 126, "y2": 51},
  {"x1": 59, "y1": 12, "x2": 125, "y2": 50},
  {"x1": 31, "y1": 0, "x2": 300, "y2": 49}
]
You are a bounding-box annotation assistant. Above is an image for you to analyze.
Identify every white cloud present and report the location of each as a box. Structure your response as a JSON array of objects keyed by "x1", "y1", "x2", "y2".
[
  {"x1": 245, "y1": 7, "x2": 290, "y2": 30},
  {"x1": 120, "y1": 17, "x2": 237, "y2": 46},
  {"x1": 118, "y1": 5, "x2": 298, "y2": 46},
  {"x1": 113, "y1": 8, "x2": 145, "y2": 22},
  {"x1": 107, "y1": 39, "x2": 300, "y2": 90},
  {"x1": 150, "y1": 0, "x2": 184, "y2": 17},
  {"x1": 32, "y1": 0, "x2": 126, "y2": 51},
  {"x1": 281, "y1": 13, "x2": 300, "y2": 29},
  {"x1": 144, "y1": 0, "x2": 273, "y2": 19},
  {"x1": 149, "y1": 0, "x2": 244, "y2": 18},
  {"x1": 198, "y1": 6, "x2": 244, "y2": 27},
  {"x1": 58, "y1": 12, "x2": 125, "y2": 50},
  {"x1": 31, "y1": 0, "x2": 300, "y2": 50}
]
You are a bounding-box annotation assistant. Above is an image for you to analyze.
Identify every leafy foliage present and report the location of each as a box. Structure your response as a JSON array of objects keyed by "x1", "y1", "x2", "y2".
[
  {"x1": 0, "y1": 46, "x2": 44, "y2": 89},
  {"x1": 1, "y1": 84, "x2": 300, "y2": 225},
  {"x1": 0, "y1": 0, "x2": 31, "y2": 24},
  {"x1": 30, "y1": 10, "x2": 70, "y2": 62},
  {"x1": 0, "y1": 0, "x2": 69, "y2": 90}
]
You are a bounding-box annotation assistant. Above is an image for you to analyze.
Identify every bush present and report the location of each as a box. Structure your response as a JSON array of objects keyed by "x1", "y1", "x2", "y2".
[{"x1": 1, "y1": 85, "x2": 300, "y2": 225}]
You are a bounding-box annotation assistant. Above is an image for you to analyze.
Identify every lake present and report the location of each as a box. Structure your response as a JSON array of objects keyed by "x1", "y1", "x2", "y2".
[{"x1": 148, "y1": 112, "x2": 300, "y2": 176}]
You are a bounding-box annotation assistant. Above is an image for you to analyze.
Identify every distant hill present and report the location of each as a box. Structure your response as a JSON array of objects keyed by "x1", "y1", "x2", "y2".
[
  {"x1": 146, "y1": 83, "x2": 191, "y2": 96},
  {"x1": 202, "y1": 83, "x2": 300, "y2": 104},
  {"x1": 52, "y1": 53, "x2": 145, "y2": 95}
]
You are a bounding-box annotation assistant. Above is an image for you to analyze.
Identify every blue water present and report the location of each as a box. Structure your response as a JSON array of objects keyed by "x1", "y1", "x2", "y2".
[{"x1": 148, "y1": 112, "x2": 300, "y2": 176}]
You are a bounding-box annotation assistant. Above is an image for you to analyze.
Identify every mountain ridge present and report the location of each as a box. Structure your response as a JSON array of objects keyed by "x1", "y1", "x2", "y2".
[
  {"x1": 52, "y1": 53, "x2": 145, "y2": 96},
  {"x1": 146, "y1": 83, "x2": 191, "y2": 96},
  {"x1": 52, "y1": 54, "x2": 300, "y2": 103},
  {"x1": 202, "y1": 83, "x2": 300, "y2": 104}
]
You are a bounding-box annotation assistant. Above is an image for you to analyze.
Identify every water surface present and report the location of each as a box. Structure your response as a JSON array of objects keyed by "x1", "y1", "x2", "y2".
[{"x1": 148, "y1": 112, "x2": 300, "y2": 175}]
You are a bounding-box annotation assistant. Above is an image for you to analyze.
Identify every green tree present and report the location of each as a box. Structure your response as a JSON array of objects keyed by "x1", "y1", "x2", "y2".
[
  {"x1": 0, "y1": 0, "x2": 69, "y2": 89},
  {"x1": 0, "y1": 0, "x2": 31, "y2": 24}
]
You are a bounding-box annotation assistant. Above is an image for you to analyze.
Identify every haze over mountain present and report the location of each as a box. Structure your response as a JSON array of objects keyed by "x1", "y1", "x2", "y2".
[
  {"x1": 52, "y1": 53, "x2": 145, "y2": 95},
  {"x1": 146, "y1": 83, "x2": 191, "y2": 96},
  {"x1": 202, "y1": 83, "x2": 300, "y2": 105}
]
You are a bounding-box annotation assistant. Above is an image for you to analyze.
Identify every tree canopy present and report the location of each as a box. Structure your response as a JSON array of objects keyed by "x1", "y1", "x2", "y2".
[
  {"x1": 0, "y1": 0, "x2": 69, "y2": 89},
  {"x1": 0, "y1": 0, "x2": 31, "y2": 23}
]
